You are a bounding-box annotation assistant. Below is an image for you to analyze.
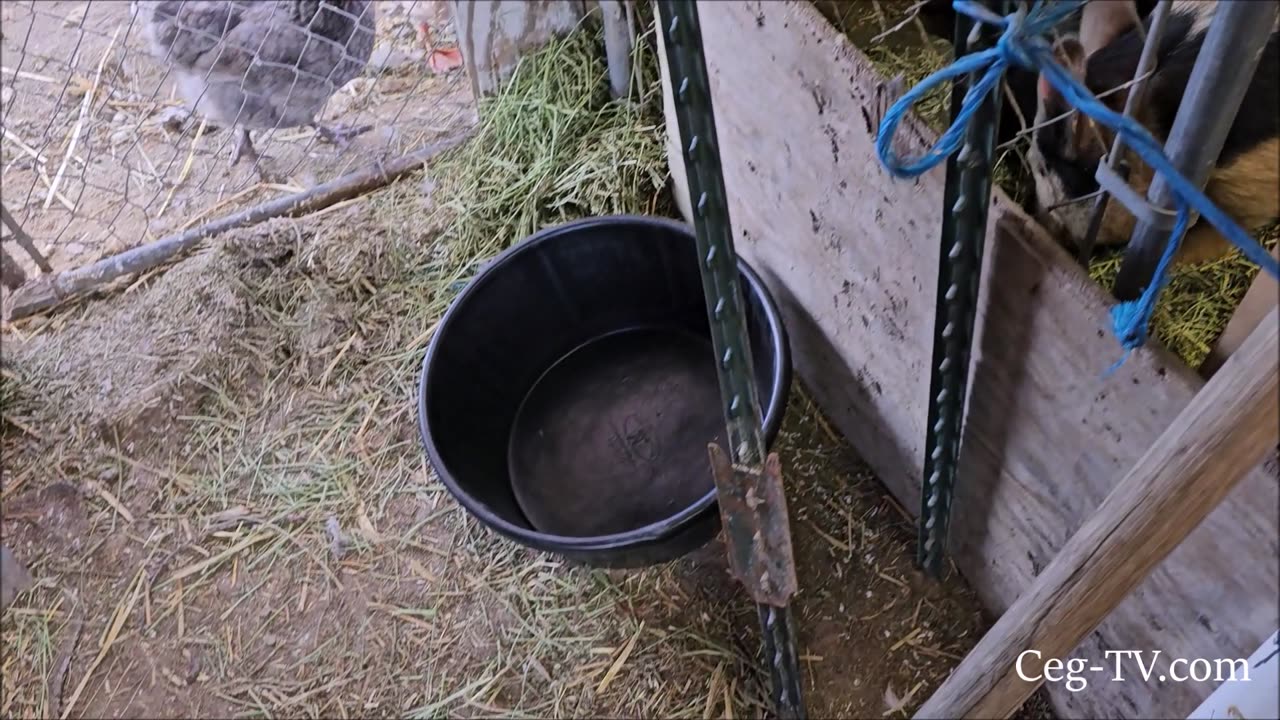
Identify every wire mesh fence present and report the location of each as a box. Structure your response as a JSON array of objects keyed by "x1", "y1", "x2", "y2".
[{"x1": 0, "y1": 0, "x2": 476, "y2": 281}]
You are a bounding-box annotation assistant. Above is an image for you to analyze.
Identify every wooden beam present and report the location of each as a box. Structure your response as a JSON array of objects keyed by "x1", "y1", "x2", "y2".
[
  {"x1": 914, "y1": 307, "x2": 1280, "y2": 719},
  {"x1": 1201, "y1": 246, "x2": 1279, "y2": 377}
]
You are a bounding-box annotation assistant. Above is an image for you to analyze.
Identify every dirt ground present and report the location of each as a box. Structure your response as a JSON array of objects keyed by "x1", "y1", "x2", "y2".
[
  {"x1": 0, "y1": 175, "x2": 1053, "y2": 720},
  {"x1": 2, "y1": 198, "x2": 1049, "y2": 712},
  {"x1": 3, "y1": 3, "x2": 1058, "y2": 719}
]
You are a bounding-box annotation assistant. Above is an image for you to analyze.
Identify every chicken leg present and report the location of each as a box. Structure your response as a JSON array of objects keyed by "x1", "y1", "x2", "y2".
[
  {"x1": 229, "y1": 127, "x2": 259, "y2": 167},
  {"x1": 229, "y1": 128, "x2": 284, "y2": 183}
]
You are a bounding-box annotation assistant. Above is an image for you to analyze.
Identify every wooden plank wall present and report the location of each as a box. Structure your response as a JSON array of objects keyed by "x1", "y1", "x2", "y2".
[
  {"x1": 451, "y1": 0, "x2": 591, "y2": 99},
  {"x1": 657, "y1": 3, "x2": 1279, "y2": 718}
]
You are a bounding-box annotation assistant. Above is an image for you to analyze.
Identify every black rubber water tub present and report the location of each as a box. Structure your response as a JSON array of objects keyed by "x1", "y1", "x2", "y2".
[{"x1": 417, "y1": 215, "x2": 791, "y2": 568}]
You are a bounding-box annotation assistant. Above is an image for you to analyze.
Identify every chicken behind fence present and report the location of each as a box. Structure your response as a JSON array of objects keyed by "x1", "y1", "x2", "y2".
[{"x1": 136, "y1": 0, "x2": 378, "y2": 180}]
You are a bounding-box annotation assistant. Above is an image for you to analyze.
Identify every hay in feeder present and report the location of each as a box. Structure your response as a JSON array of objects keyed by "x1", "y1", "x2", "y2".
[
  {"x1": 1088, "y1": 225, "x2": 1280, "y2": 369},
  {"x1": 815, "y1": 0, "x2": 955, "y2": 133}
]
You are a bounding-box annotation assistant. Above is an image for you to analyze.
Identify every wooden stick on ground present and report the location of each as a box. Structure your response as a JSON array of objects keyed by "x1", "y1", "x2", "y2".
[
  {"x1": 0, "y1": 246, "x2": 26, "y2": 292},
  {"x1": 914, "y1": 307, "x2": 1280, "y2": 720},
  {"x1": 1, "y1": 204, "x2": 54, "y2": 273},
  {"x1": 5, "y1": 129, "x2": 474, "y2": 321}
]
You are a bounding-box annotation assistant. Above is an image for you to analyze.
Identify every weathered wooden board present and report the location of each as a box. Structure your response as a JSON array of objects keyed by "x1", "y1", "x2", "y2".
[
  {"x1": 657, "y1": 3, "x2": 1280, "y2": 718},
  {"x1": 918, "y1": 308, "x2": 1279, "y2": 718},
  {"x1": 451, "y1": 0, "x2": 590, "y2": 99},
  {"x1": 1203, "y1": 246, "x2": 1279, "y2": 377}
]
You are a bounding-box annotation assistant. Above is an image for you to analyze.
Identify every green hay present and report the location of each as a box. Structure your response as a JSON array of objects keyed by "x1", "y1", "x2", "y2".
[
  {"x1": 1088, "y1": 225, "x2": 1279, "y2": 369},
  {"x1": 814, "y1": 1, "x2": 955, "y2": 132},
  {"x1": 430, "y1": 20, "x2": 671, "y2": 267}
]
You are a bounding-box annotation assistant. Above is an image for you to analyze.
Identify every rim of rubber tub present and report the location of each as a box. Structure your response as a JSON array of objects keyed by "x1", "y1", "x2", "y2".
[{"x1": 417, "y1": 214, "x2": 792, "y2": 553}]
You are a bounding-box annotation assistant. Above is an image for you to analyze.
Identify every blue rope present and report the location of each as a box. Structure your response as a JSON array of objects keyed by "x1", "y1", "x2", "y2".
[{"x1": 876, "y1": 0, "x2": 1280, "y2": 365}]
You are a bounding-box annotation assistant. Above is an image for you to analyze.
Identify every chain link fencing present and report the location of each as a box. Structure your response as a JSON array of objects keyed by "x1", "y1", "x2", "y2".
[{"x1": 1, "y1": 0, "x2": 475, "y2": 283}]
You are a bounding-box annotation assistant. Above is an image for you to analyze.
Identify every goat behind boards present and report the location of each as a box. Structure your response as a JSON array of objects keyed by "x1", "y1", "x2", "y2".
[{"x1": 1028, "y1": 0, "x2": 1280, "y2": 267}]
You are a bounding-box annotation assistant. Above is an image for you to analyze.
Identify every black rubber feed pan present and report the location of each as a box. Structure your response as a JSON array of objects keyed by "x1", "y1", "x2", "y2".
[{"x1": 417, "y1": 215, "x2": 791, "y2": 568}]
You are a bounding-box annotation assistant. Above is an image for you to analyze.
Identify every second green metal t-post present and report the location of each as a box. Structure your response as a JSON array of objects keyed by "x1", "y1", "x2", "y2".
[{"x1": 917, "y1": 1, "x2": 1005, "y2": 578}]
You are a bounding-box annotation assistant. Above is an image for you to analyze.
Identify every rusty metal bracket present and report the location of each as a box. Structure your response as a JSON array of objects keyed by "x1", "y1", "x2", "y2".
[
  {"x1": 707, "y1": 444, "x2": 798, "y2": 607},
  {"x1": 710, "y1": 445, "x2": 804, "y2": 720}
]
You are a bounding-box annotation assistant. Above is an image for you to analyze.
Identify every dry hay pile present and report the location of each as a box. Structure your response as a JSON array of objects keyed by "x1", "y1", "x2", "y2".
[
  {"x1": 0, "y1": 17, "x2": 1059, "y2": 720},
  {"x1": 0, "y1": 24, "x2": 680, "y2": 720},
  {"x1": 818, "y1": 0, "x2": 1275, "y2": 370}
]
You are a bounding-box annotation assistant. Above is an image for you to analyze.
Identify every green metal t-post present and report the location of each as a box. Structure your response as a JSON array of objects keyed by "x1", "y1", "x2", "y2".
[
  {"x1": 917, "y1": 1, "x2": 1005, "y2": 578},
  {"x1": 655, "y1": 2, "x2": 805, "y2": 717}
]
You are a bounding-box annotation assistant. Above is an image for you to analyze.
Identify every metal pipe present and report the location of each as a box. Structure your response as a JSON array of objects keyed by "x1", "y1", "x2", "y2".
[
  {"x1": 1112, "y1": 0, "x2": 1277, "y2": 301},
  {"x1": 600, "y1": 0, "x2": 634, "y2": 99},
  {"x1": 1077, "y1": 0, "x2": 1171, "y2": 265}
]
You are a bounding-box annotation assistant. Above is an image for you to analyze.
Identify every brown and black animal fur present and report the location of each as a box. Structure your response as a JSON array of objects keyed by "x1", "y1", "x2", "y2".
[{"x1": 1028, "y1": 0, "x2": 1280, "y2": 267}]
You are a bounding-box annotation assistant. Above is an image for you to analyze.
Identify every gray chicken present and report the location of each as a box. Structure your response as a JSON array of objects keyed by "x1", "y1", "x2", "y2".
[{"x1": 137, "y1": 0, "x2": 377, "y2": 178}]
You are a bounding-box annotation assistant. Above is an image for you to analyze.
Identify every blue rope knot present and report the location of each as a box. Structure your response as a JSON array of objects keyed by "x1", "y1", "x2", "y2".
[{"x1": 875, "y1": 0, "x2": 1280, "y2": 371}]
